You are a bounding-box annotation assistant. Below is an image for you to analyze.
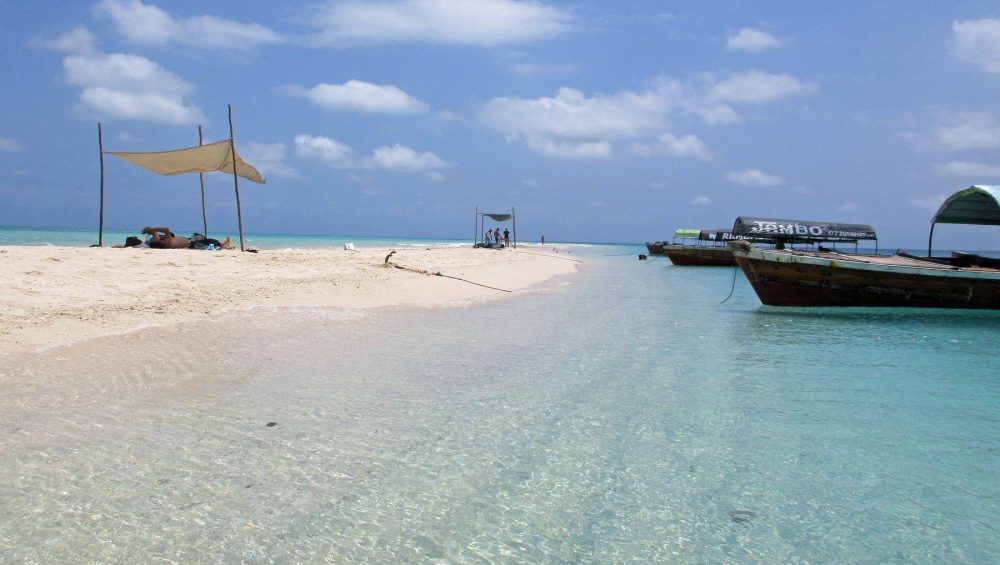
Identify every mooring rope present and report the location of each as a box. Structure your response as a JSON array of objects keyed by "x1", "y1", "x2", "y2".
[
  {"x1": 720, "y1": 265, "x2": 738, "y2": 303},
  {"x1": 513, "y1": 249, "x2": 583, "y2": 263},
  {"x1": 384, "y1": 252, "x2": 512, "y2": 293}
]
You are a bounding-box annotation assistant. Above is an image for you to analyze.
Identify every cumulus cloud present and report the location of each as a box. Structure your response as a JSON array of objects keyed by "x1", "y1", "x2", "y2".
[
  {"x1": 950, "y1": 19, "x2": 1000, "y2": 73},
  {"x1": 363, "y1": 143, "x2": 450, "y2": 172},
  {"x1": 305, "y1": 0, "x2": 572, "y2": 46},
  {"x1": 95, "y1": 0, "x2": 284, "y2": 51},
  {"x1": 284, "y1": 80, "x2": 427, "y2": 114},
  {"x1": 63, "y1": 53, "x2": 204, "y2": 124},
  {"x1": 480, "y1": 71, "x2": 812, "y2": 160},
  {"x1": 690, "y1": 195, "x2": 712, "y2": 205},
  {"x1": 726, "y1": 27, "x2": 783, "y2": 51},
  {"x1": 709, "y1": 70, "x2": 813, "y2": 104},
  {"x1": 295, "y1": 135, "x2": 449, "y2": 178},
  {"x1": 725, "y1": 168, "x2": 785, "y2": 186},
  {"x1": 480, "y1": 87, "x2": 668, "y2": 159},
  {"x1": 36, "y1": 27, "x2": 98, "y2": 54},
  {"x1": 243, "y1": 142, "x2": 299, "y2": 179},
  {"x1": 937, "y1": 160, "x2": 1000, "y2": 178},
  {"x1": 933, "y1": 112, "x2": 1000, "y2": 151},
  {"x1": 294, "y1": 134, "x2": 356, "y2": 168},
  {"x1": 0, "y1": 137, "x2": 20, "y2": 152}
]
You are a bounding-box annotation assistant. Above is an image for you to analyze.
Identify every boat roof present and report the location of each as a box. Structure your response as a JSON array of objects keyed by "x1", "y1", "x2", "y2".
[
  {"x1": 673, "y1": 229, "x2": 702, "y2": 239},
  {"x1": 732, "y1": 217, "x2": 877, "y2": 242},
  {"x1": 931, "y1": 185, "x2": 1000, "y2": 226}
]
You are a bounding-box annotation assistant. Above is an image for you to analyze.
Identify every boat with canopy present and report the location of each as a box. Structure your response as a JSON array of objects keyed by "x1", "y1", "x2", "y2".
[{"x1": 728, "y1": 186, "x2": 1000, "y2": 309}]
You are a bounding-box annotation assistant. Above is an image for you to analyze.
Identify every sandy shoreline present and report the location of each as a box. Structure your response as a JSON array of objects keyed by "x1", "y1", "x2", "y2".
[{"x1": 0, "y1": 245, "x2": 579, "y2": 357}]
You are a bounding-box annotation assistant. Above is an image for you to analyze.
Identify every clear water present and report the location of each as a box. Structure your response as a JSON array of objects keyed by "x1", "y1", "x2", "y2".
[
  {"x1": 0, "y1": 225, "x2": 472, "y2": 249},
  {"x1": 1, "y1": 246, "x2": 998, "y2": 563}
]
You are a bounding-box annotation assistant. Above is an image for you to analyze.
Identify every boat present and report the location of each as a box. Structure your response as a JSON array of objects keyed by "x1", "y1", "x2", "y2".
[
  {"x1": 728, "y1": 186, "x2": 1000, "y2": 309},
  {"x1": 662, "y1": 229, "x2": 745, "y2": 266},
  {"x1": 644, "y1": 241, "x2": 667, "y2": 255}
]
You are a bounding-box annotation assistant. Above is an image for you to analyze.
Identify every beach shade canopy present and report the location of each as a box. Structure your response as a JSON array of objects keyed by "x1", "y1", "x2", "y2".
[
  {"x1": 106, "y1": 139, "x2": 265, "y2": 184},
  {"x1": 931, "y1": 185, "x2": 1000, "y2": 226},
  {"x1": 483, "y1": 213, "x2": 513, "y2": 222}
]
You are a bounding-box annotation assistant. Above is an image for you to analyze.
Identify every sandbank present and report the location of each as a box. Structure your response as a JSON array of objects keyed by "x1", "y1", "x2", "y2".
[{"x1": 0, "y1": 244, "x2": 578, "y2": 357}]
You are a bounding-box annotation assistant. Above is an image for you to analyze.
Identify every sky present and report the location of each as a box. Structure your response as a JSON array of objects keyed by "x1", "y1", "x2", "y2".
[{"x1": 1, "y1": 0, "x2": 1000, "y2": 248}]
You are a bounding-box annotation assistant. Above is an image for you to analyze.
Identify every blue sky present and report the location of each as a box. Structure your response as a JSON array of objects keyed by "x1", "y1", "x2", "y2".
[{"x1": 1, "y1": 0, "x2": 999, "y2": 247}]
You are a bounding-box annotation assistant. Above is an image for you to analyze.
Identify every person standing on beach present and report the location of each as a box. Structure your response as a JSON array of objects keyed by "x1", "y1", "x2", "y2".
[
  {"x1": 503, "y1": 228, "x2": 510, "y2": 246},
  {"x1": 485, "y1": 228, "x2": 492, "y2": 245},
  {"x1": 541, "y1": 235, "x2": 545, "y2": 245},
  {"x1": 495, "y1": 227, "x2": 502, "y2": 244}
]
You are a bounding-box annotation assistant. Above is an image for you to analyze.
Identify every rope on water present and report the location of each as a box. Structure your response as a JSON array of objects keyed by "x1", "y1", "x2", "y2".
[{"x1": 720, "y1": 265, "x2": 738, "y2": 303}]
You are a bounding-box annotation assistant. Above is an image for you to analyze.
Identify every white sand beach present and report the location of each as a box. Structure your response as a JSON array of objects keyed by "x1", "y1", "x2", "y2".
[{"x1": 0, "y1": 245, "x2": 579, "y2": 357}]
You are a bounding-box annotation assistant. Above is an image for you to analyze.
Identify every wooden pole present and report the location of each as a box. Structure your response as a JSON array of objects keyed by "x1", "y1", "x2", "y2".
[
  {"x1": 928, "y1": 223, "x2": 936, "y2": 257},
  {"x1": 474, "y1": 206, "x2": 478, "y2": 247},
  {"x1": 511, "y1": 207, "x2": 517, "y2": 249},
  {"x1": 198, "y1": 125, "x2": 207, "y2": 237},
  {"x1": 98, "y1": 122, "x2": 105, "y2": 247},
  {"x1": 228, "y1": 105, "x2": 245, "y2": 252}
]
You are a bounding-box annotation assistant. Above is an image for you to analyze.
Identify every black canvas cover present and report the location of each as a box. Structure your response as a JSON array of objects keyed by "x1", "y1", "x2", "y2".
[{"x1": 733, "y1": 217, "x2": 876, "y2": 242}]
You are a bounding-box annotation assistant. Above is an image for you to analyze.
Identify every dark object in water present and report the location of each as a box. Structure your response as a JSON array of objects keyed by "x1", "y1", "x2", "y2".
[
  {"x1": 729, "y1": 509, "x2": 756, "y2": 523},
  {"x1": 638, "y1": 254, "x2": 648, "y2": 260},
  {"x1": 266, "y1": 421, "x2": 278, "y2": 427}
]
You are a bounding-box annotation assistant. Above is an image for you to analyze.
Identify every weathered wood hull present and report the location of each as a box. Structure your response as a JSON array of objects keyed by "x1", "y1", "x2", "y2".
[
  {"x1": 729, "y1": 243, "x2": 1000, "y2": 309},
  {"x1": 645, "y1": 241, "x2": 665, "y2": 255},
  {"x1": 664, "y1": 245, "x2": 736, "y2": 266}
]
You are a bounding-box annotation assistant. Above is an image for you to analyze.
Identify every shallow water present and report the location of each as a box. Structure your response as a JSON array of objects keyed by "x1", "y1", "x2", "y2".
[{"x1": 1, "y1": 248, "x2": 998, "y2": 562}]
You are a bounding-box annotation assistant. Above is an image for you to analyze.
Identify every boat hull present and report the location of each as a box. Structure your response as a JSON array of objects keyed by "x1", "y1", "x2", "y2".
[
  {"x1": 730, "y1": 244, "x2": 1000, "y2": 309},
  {"x1": 645, "y1": 241, "x2": 665, "y2": 255},
  {"x1": 664, "y1": 245, "x2": 736, "y2": 266}
]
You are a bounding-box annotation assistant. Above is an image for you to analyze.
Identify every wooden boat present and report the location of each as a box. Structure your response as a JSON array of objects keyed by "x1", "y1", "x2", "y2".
[
  {"x1": 661, "y1": 229, "x2": 745, "y2": 266},
  {"x1": 728, "y1": 186, "x2": 1000, "y2": 309},
  {"x1": 644, "y1": 241, "x2": 667, "y2": 255}
]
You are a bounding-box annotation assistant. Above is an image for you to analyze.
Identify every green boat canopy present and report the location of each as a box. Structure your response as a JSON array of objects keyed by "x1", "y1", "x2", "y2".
[
  {"x1": 673, "y1": 229, "x2": 702, "y2": 240},
  {"x1": 931, "y1": 185, "x2": 1000, "y2": 226}
]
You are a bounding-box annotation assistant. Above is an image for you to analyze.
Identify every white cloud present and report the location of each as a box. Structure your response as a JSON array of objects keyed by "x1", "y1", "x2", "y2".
[
  {"x1": 937, "y1": 160, "x2": 1000, "y2": 178},
  {"x1": 933, "y1": 112, "x2": 1000, "y2": 151},
  {"x1": 509, "y1": 62, "x2": 575, "y2": 77},
  {"x1": 690, "y1": 195, "x2": 711, "y2": 205},
  {"x1": 481, "y1": 72, "x2": 813, "y2": 159},
  {"x1": 243, "y1": 142, "x2": 299, "y2": 179},
  {"x1": 481, "y1": 87, "x2": 668, "y2": 159},
  {"x1": 363, "y1": 143, "x2": 450, "y2": 172},
  {"x1": 0, "y1": 137, "x2": 20, "y2": 152},
  {"x1": 726, "y1": 27, "x2": 782, "y2": 51},
  {"x1": 837, "y1": 202, "x2": 858, "y2": 212},
  {"x1": 909, "y1": 195, "x2": 947, "y2": 210},
  {"x1": 63, "y1": 53, "x2": 204, "y2": 124},
  {"x1": 294, "y1": 134, "x2": 356, "y2": 168},
  {"x1": 725, "y1": 168, "x2": 785, "y2": 186},
  {"x1": 710, "y1": 70, "x2": 813, "y2": 104},
  {"x1": 284, "y1": 80, "x2": 428, "y2": 114},
  {"x1": 950, "y1": 19, "x2": 1000, "y2": 73},
  {"x1": 37, "y1": 27, "x2": 98, "y2": 54},
  {"x1": 305, "y1": 0, "x2": 572, "y2": 46},
  {"x1": 95, "y1": 0, "x2": 284, "y2": 51},
  {"x1": 521, "y1": 178, "x2": 540, "y2": 188},
  {"x1": 653, "y1": 133, "x2": 712, "y2": 160},
  {"x1": 294, "y1": 135, "x2": 449, "y2": 177}
]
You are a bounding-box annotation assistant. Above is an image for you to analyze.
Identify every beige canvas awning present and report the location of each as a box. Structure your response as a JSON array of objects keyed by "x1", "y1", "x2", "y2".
[{"x1": 106, "y1": 139, "x2": 265, "y2": 184}]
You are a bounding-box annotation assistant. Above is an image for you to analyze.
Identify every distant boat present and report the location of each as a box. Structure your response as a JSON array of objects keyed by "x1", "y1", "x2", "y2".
[
  {"x1": 729, "y1": 186, "x2": 1000, "y2": 309},
  {"x1": 662, "y1": 221, "x2": 870, "y2": 267},
  {"x1": 644, "y1": 241, "x2": 667, "y2": 255}
]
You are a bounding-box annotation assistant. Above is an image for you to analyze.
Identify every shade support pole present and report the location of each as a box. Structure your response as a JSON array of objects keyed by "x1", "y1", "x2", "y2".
[
  {"x1": 928, "y1": 222, "x2": 936, "y2": 258},
  {"x1": 198, "y1": 126, "x2": 207, "y2": 237},
  {"x1": 228, "y1": 105, "x2": 245, "y2": 252},
  {"x1": 474, "y1": 206, "x2": 479, "y2": 247},
  {"x1": 98, "y1": 123, "x2": 105, "y2": 246},
  {"x1": 512, "y1": 207, "x2": 516, "y2": 249}
]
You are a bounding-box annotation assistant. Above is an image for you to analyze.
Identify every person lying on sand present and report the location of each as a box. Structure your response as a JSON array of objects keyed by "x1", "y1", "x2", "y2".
[{"x1": 141, "y1": 227, "x2": 231, "y2": 250}]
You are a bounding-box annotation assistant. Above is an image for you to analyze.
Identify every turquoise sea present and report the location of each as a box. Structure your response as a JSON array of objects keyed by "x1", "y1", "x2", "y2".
[{"x1": 0, "y1": 233, "x2": 998, "y2": 562}]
